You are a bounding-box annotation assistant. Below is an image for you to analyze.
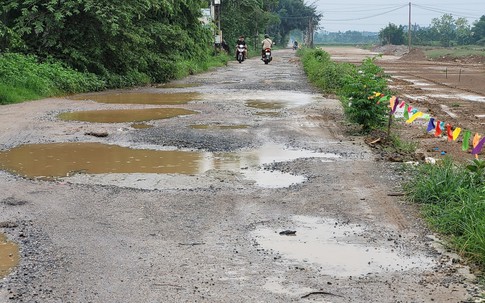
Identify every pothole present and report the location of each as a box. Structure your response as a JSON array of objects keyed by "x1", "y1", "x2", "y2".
[
  {"x1": 0, "y1": 233, "x2": 19, "y2": 278},
  {"x1": 253, "y1": 215, "x2": 433, "y2": 276},
  {"x1": 69, "y1": 92, "x2": 201, "y2": 105},
  {"x1": 0, "y1": 143, "x2": 340, "y2": 188}
]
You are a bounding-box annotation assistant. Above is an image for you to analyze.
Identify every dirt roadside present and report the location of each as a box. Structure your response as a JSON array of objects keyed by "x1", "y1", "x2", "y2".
[
  {"x1": 0, "y1": 48, "x2": 483, "y2": 302},
  {"x1": 322, "y1": 46, "x2": 485, "y2": 163}
]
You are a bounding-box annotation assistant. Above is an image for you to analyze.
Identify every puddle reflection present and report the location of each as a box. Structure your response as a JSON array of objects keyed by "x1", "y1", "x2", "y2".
[
  {"x1": 0, "y1": 143, "x2": 202, "y2": 178},
  {"x1": 69, "y1": 92, "x2": 201, "y2": 105},
  {"x1": 0, "y1": 233, "x2": 19, "y2": 278},
  {"x1": 0, "y1": 143, "x2": 339, "y2": 187},
  {"x1": 246, "y1": 100, "x2": 286, "y2": 110},
  {"x1": 245, "y1": 92, "x2": 317, "y2": 110}
]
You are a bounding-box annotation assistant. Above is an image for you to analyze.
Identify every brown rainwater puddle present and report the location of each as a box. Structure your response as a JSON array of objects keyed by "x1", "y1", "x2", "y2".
[
  {"x1": 0, "y1": 233, "x2": 19, "y2": 278},
  {"x1": 58, "y1": 108, "x2": 196, "y2": 123},
  {"x1": 246, "y1": 100, "x2": 286, "y2": 110},
  {"x1": 189, "y1": 124, "x2": 249, "y2": 130},
  {"x1": 0, "y1": 143, "x2": 339, "y2": 187},
  {"x1": 69, "y1": 92, "x2": 201, "y2": 105},
  {"x1": 255, "y1": 111, "x2": 280, "y2": 117},
  {"x1": 253, "y1": 215, "x2": 433, "y2": 277},
  {"x1": 0, "y1": 143, "x2": 202, "y2": 178}
]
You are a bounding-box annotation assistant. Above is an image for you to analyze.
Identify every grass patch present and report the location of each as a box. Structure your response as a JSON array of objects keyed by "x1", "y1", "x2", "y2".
[
  {"x1": 0, "y1": 53, "x2": 105, "y2": 105},
  {"x1": 425, "y1": 47, "x2": 485, "y2": 59},
  {"x1": 174, "y1": 52, "x2": 230, "y2": 79},
  {"x1": 0, "y1": 51, "x2": 230, "y2": 105},
  {"x1": 300, "y1": 46, "x2": 485, "y2": 270},
  {"x1": 404, "y1": 158, "x2": 485, "y2": 267},
  {"x1": 300, "y1": 48, "x2": 391, "y2": 132}
]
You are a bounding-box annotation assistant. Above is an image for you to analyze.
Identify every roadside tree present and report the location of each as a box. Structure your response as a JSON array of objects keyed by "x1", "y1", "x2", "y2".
[
  {"x1": 379, "y1": 23, "x2": 405, "y2": 45},
  {"x1": 471, "y1": 15, "x2": 485, "y2": 45}
]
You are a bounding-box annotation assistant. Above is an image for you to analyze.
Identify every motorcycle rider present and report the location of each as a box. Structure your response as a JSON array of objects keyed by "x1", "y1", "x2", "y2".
[
  {"x1": 261, "y1": 34, "x2": 272, "y2": 59},
  {"x1": 235, "y1": 35, "x2": 248, "y2": 60}
]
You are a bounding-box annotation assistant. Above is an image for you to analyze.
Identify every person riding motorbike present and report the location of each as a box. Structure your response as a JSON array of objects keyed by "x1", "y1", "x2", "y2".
[
  {"x1": 235, "y1": 36, "x2": 248, "y2": 60},
  {"x1": 261, "y1": 34, "x2": 272, "y2": 59}
]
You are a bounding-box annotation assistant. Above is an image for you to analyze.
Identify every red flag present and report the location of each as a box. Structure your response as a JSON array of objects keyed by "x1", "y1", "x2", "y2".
[
  {"x1": 446, "y1": 124, "x2": 453, "y2": 141},
  {"x1": 434, "y1": 120, "x2": 442, "y2": 137}
]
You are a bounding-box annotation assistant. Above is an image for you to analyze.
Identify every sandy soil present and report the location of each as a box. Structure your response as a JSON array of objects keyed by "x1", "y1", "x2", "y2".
[
  {"x1": 0, "y1": 48, "x2": 483, "y2": 302},
  {"x1": 322, "y1": 46, "x2": 485, "y2": 163}
]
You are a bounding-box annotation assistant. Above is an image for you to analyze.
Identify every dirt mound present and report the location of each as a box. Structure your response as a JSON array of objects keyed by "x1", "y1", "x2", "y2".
[
  {"x1": 399, "y1": 48, "x2": 427, "y2": 61},
  {"x1": 372, "y1": 44, "x2": 409, "y2": 56},
  {"x1": 431, "y1": 54, "x2": 485, "y2": 64}
]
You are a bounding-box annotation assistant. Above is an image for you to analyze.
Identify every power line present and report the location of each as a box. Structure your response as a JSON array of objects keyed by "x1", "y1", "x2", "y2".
[
  {"x1": 413, "y1": 4, "x2": 482, "y2": 19},
  {"x1": 322, "y1": 5, "x2": 404, "y2": 13},
  {"x1": 322, "y1": 4, "x2": 408, "y2": 22}
]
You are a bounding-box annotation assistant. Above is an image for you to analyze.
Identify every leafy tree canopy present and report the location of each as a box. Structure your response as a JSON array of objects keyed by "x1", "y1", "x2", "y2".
[
  {"x1": 472, "y1": 15, "x2": 485, "y2": 45},
  {"x1": 379, "y1": 23, "x2": 405, "y2": 45},
  {"x1": 1, "y1": 0, "x2": 212, "y2": 83},
  {"x1": 1, "y1": 0, "x2": 320, "y2": 87}
]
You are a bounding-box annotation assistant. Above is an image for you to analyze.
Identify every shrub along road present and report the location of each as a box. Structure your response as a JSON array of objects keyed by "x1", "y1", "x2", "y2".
[{"x1": 0, "y1": 48, "x2": 481, "y2": 302}]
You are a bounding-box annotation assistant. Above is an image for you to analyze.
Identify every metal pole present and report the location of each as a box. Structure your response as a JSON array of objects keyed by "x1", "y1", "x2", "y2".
[{"x1": 408, "y1": 2, "x2": 412, "y2": 51}]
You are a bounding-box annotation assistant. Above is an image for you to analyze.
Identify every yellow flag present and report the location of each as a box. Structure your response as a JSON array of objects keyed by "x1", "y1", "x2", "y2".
[
  {"x1": 406, "y1": 111, "x2": 423, "y2": 124},
  {"x1": 452, "y1": 128, "x2": 461, "y2": 141}
]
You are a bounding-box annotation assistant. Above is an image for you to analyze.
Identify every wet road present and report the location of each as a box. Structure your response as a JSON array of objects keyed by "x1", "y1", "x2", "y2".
[{"x1": 0, "y1": 48, "x2": 477, "y2": 302}]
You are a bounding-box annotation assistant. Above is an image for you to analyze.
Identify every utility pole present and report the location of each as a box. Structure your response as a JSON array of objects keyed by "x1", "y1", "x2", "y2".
[
  {"x1": 408, "y1": 2, "x2": 412, "y2": 51},
  {"x1": 308, "y1": 17, "x2": 314, "y2": 48},
  {"x1": 212, "y1": 0, "x2": 222, "y2": 46}
]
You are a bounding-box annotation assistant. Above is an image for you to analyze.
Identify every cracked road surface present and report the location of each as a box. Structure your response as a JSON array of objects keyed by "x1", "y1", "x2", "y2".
[{"x1": 0, "y1": 48, "x2": 478, "y2": 302}]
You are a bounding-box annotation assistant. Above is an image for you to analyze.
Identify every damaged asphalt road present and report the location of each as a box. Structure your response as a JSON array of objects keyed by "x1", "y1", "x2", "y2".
[{"x1": 0, "y1": 48, "x2": 481, "y2": 302}]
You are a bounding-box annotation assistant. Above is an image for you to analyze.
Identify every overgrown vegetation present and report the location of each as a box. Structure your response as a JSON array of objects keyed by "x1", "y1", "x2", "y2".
[
  {"x1": 0, "y1": 0, "x2": 319, "y2": 104},
  {"x1": 404, "y1": 159, "x2": 485, "y2": 267},
  {"x1": 0, "y1": 53, "x2": 105, "y2": 104},
  {"x1": 301, "y1": 47, "x2": 485, "y2": 270},
  {"x1": 300, "y1": 48, "x2": 390, "y2": 131}
]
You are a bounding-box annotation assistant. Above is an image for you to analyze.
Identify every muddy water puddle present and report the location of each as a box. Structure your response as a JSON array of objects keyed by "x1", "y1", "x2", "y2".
[
  {"x1": 245, "y1": 92, "x2": 317, "y2": 110},
  {"x1": 246, "y1": 100, "x2": 286, "y2": 110},
  {"x1": 0, "y1": 233, "x2": 19, "y2": 278},
  {"x1": 59, "y1": 108, "x2": 196, "y2": 123},
  {"x1": 0, "y1": 143, "x2": 202, "y2": 178},
  {"x1": 69, "y1": 92, "x2": 201, "y2": 105},
  {"x1": 0, "y1": 143, "x2": 339, "y2": 187},
  {"x1": 253, "y1": 216, "x2": 433, "y2": 276}
]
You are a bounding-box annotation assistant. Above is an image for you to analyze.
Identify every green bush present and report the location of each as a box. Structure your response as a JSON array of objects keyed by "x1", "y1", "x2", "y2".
[
  {"x1": 0, "y1": 53, "x2": 105, "y2": 104},
  {"x1": 300, "y1": 48, "x2": 354, "y2": 93},
  {"x1": 300, "y1": 49, "x2": 390, "y2": 132},
  {"x1": 339, "y1": 56, "x2": 390, "y2": 131}
]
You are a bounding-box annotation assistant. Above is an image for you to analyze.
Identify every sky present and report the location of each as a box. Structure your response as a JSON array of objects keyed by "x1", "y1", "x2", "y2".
[{"x1": 314, "y1": 1, "x2": 485, "y2": 32}]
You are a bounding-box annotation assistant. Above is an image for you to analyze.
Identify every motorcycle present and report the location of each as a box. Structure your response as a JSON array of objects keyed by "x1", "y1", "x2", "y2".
[
  {"x1": 236, "y1": 44, "x2": 245, "y2": 63},
  {"x1": 262, "y1": 48, "x2": 272, "y2": 64}
]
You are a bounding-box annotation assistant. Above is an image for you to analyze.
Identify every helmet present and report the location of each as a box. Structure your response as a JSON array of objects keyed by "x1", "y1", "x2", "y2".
[{"x1": 264, "y1": 34, "x2": 269, "y2": 38}]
